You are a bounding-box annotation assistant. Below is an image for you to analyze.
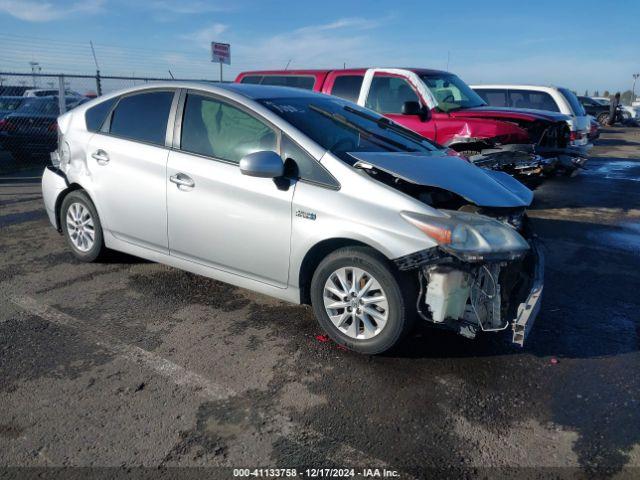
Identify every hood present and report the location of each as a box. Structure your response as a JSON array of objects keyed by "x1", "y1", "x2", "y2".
[
  {"x1": 449, "y1": 106, "x2": 570, "y2": 123},
  {"x1": 350, "y1": 151, "x2": 533, "y2": 208}
]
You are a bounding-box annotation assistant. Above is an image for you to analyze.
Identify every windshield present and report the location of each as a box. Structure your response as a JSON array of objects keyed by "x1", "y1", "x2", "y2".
[
  {"x1": 559, "y1": 88, "x2": 586, "y2": 116},
  {"x1": 258, "y1": 96, "x2": 438, "y2": 164},
  {"x1": 16, "y1": 97, "x2": 79, "y2": 115},
  {"x1": 419, "y1": 73, "x2": 486, "y2": 112}
]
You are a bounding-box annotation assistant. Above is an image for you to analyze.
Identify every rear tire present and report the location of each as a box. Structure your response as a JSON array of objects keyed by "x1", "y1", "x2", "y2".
[
  {"x1": 310, "y1": 246, "x2": 415, "y2": 354},
  {"x1": 60, "y1": 190, "x2": 106, "y2": 262}
]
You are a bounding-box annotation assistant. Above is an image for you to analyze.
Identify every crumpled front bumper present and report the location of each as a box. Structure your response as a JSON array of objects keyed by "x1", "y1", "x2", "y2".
[{"x1": 511, "y1": 240, "x2": 544, "y2": 347}]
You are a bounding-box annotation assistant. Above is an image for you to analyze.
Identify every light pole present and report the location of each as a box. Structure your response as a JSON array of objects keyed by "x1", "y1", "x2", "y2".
[
  {"x1": 29, "y1": 61, "x2": 41, "y2": 88},
  {"x1": 633, "y1": 74, "x2": 639, "y2": 104}
]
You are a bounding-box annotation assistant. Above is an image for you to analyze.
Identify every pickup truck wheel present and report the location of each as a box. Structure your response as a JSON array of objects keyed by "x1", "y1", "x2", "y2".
[
  {"x1": 61, "y1": 190, "x2": 106, "y2": 262},
  {"x1": 310, "y1": 246, "x2": 415, "y2": 354}
]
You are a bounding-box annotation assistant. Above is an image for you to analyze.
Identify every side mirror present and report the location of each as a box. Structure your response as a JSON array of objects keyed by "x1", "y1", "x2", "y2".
[
  {"x1": 239, "y1": 151, "x2": 284, "y2": 178},
  {"x1": 402, "y1": 101, "x2": 430, "y2": 121}
]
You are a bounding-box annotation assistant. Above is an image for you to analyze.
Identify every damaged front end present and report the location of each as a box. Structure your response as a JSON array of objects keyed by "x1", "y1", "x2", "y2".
[{"x1": 350, "y1": 151, "x2": 544, "y2": 346}]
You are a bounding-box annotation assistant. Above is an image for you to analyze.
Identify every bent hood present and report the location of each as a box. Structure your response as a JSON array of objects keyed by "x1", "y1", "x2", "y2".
[
  {"x1": 450, "y1": 106, "x2": 570, "y2": 123},
  {"x1": 350, "y1": 151, "x2": 533, "y2": 208}
]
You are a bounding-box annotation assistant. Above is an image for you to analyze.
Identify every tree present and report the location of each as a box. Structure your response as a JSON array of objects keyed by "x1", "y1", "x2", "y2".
[
  {"x1": 594, "y1": 90, "x2": 600, "y2": 97},
  {"x1": 621, "y1": 90, "x2": 633, "y2": 105},
  {"x1": 603, "y1": 90, "x2": 610, "y2": 98},
  {"x1": 584, "y1": 89, "x2": 589, "y2": 96}
]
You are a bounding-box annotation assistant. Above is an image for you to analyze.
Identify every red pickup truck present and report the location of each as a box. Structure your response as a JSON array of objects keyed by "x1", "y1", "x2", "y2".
[{"x1": 236, "y1": 68, "x2": 587, "y2": 177}]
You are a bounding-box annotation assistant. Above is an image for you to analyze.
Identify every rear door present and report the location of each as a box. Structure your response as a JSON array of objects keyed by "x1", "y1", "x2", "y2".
[
  {"x1": 166, "y1": 91, "x2": 294, "y2": 287},
  {"x1": 86, "y1": 89, "x2": 176, "y2": 252},
  {"x1": 323, "y1": 71, "x2": 365, "y2": 103}
]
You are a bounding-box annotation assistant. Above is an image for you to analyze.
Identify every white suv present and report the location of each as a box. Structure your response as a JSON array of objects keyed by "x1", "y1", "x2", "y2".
[{"x1": 471, "y1": 85, "x2": 591, "y2": 147}]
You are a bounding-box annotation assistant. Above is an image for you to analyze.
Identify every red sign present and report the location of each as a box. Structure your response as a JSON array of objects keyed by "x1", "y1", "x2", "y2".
[{"x1": 211, "y1": 42, "x2": 231, "y2": 65}]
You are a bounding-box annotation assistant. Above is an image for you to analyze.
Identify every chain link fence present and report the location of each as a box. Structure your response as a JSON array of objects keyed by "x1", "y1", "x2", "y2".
[{"x1": 0, "y1": 71, "x2": 212, "y2": 173}]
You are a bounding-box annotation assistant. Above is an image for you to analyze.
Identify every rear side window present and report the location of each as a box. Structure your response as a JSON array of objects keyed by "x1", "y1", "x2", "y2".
[
  {"x1": 259, "y1": 75, "x2": 316, "y2": 90},
  {"x1": 109, "y1": 91, "x2": 174, "y2": 145},
  {"x1": 240, "y1": 75, "x2": 263, "y2": 84},
  {"x1": 330, "y1": 75, "x2": 364, "y2": 103},
  {"x1": 180, "y1": 94, "x2": 277, "y2": 164},
  {"x1": 85, "y1": 97, "x2": 117, "y2": 132},
  {"x1": 282, "y1": 136, "x2": 338, "y2": 188},
  {"x1": 508, "y1": 90, "x2": 559, "y2": 112},
  {"x1": 475, "y1": 89, "x2": 508, "y2": 107}
]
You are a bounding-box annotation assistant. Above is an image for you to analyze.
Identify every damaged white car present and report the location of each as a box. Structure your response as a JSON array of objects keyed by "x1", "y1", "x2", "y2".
[{"x1": 42, "y1": 83, "x2": 543, "y2": 354}]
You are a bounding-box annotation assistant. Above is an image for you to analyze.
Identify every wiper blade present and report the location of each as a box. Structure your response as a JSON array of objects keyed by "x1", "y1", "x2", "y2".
[
  {"x1": 343, "y1": 105, "x2": 430, "y2": 145},
  {"x1": 309, "y1": 104, "x2": 412, "y2": 152}
]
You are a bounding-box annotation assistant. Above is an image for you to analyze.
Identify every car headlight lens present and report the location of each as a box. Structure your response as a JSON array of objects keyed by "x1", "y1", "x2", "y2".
[{"x1": 401, "y1": 210, "x2": 530, "y2": 261}]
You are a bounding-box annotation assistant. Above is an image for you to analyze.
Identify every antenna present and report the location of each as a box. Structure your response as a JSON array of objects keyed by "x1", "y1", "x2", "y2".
[
  {"x1": 446, "y1": 51, "x2": 450, "y2": 71},
  {"x1": 89, "y1": 41, "x2": 100, "y2": 70},
  {"x1": 168, "y1": 69, "x2": 175, "y2": 79},
  {"x1": 284, "y1": 59, "x2": 291, "y2": 70}
]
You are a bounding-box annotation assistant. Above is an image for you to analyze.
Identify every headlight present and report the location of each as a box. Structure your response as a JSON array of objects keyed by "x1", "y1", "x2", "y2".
[{"x1": 401, "y1": 210, "x2": 530, "y2": 261}]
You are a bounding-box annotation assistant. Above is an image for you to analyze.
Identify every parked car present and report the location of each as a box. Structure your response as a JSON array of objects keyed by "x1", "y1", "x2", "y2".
[
  {"x1": 0, "y1": 85, "x2": 31, "y2": 96},
  {"x1": 0, "y1": 96, "x2": 84, "y2": 160},
  {"x1": 23, "y1": 88, "x2": 83, "y2": 98},
  {"x1": 236, "y1": 68, "x2": 586, "y2": 179},
  {"x1": 0, "y1": 96, "x2": 24, "y2": 120},
  {"x1": 42, "y1": 83, "x2": 543, "y2": 354},
  {"x1": 584, "y1": 96, "x2": 639, "y2": 124},
  {"x1": 471, "y1": 85, "x2": 591, "y2": 150},
  {"x1": 577, "y1": 96, "x2": 612, "y2": 125}
]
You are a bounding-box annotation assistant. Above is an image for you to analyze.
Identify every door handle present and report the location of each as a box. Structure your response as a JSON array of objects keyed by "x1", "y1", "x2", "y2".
[
  {"x1": 91, "y1": 149, "x2": 109, "y2": 165},
  {"x1": 169, "y1": 173, "x2": 195, "y2": 189}
]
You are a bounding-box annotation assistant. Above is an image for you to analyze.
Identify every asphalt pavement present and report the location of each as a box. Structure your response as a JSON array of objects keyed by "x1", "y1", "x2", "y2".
[{"x1": 0, "y1": 128, "x2": 639, "y2": 479}]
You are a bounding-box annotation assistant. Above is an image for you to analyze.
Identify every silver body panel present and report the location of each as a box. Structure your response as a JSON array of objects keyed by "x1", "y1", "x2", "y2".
[{"x1": 42, "y1": 82, "x2": 538, "y2": 311}]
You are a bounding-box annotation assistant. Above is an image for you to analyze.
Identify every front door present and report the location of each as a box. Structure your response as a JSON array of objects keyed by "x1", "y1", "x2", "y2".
[{"x1": 166, "y1": 92, "x2": 294, "y2": 287}]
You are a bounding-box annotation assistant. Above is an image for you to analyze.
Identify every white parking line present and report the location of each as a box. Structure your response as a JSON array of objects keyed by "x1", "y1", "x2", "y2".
[
  {"x1": 10, "y1": 294, "x2": 392, "y2": 469},
  {"x1": 10, "y1": 295, "x2": 234, "y2": 401}
]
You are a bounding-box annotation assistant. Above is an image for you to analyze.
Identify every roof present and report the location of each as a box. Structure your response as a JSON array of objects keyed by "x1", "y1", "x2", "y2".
[
  {"x1": 215, "y1": 82, "x2": 324, "y2": 99},
  {"x1": 470, "y1": 84, "x2": 566, "y2": 91},
  {"x1": 237, "y1": 67, "x2": 450, "y2": 76}
]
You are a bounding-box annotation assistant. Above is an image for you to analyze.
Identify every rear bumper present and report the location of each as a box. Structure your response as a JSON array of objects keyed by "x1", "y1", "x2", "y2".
[
  {"x1": 511, "y1": 240, "x2": 544, "y2": 346},
  {"x1": 41, "y1": 165, "x2": 68, "y2": 230}
]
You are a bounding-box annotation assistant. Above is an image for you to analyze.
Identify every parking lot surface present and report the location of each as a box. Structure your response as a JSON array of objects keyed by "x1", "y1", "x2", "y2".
[{"x1": 1, "y1": 128, "x2": 639, "y2": 478}]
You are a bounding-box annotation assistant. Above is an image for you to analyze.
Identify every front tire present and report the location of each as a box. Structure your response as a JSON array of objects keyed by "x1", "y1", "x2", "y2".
[
  {"x1": 310, "y1": 246, "x2": 415, "y2": 354},
  {"x1": 60, "y1": 190, "x2": 105, "y2": 262},
  {"x1": 597, "y1": 112, "x2": 609, "y2": 125}
]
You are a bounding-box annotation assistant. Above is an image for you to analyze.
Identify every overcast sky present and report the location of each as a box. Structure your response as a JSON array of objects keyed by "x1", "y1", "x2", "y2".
[{"x1": 0, "y1": 0, "x2": 638, "y2": 93}]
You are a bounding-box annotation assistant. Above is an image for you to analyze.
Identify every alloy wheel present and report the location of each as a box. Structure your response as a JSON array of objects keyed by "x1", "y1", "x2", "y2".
[
  {"x1": 323, "y1": 267, "x2": 389, "y2": 340},
  {"x1": 66, "y1": 202, "x2": 95, "y2": 252}
]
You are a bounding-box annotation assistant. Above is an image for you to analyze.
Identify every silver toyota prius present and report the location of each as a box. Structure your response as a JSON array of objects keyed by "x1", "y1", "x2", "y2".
[{"x1": 42, "y1": 82, "x2": 543, "y2": 354}]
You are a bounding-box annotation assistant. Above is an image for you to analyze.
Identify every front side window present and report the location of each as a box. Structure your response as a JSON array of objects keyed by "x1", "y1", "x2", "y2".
[
  {"x1": 509, "y1": 90, "x2": 559, "y2": 112},
  {"x1": 109, "y1": 91, "x2": 174, "y2": 145},
  {"x1": 330, "y1": 75, "x2": 364, "y2": 103},
  {"x1": 365, "y1": 76, "x2": 420, "y2": 114},
  {"x1": 259, "y1": 96, "x2": 437, "y2": 165},
  {"x1": 475, "y1": 89, "x2": 508, "y2": 108},
  {"x1": 181, "y1": 94, "x2": 277, "y2": 163},
  {"x1": 419, "y1": 73, "x2": 486, "y2": 112}
]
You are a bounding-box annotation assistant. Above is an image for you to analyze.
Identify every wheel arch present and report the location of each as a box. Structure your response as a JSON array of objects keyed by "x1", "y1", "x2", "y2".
[
  {"x1": 297, "y1": 238, "x2": 390, "y2": 305},
  {"x1": 54, "y1": 183, "x2": 95, "y2": 232}
]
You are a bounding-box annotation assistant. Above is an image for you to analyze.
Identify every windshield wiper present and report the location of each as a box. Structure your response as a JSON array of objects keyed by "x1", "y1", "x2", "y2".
[
  {"x1": 309, "y1": 104, "x2": 413, "y2": 152},
  {"x1": 342, "y1": 105, "x2": 430, "y2": 145}
]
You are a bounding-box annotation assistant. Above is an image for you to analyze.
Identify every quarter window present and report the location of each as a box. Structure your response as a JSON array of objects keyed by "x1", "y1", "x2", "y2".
[
  {"x1": 281, "y1": 136, "x2": 338, "y2": 188},
  {"x1": 108, "y1": 91, "x2": 174, "y2": 145},
  {"x1": 365, "y1": 76, "x2": 419, "y2": 114},
  {"x1": 330, "y1": 75, "x2": 364, "y2": 103},
  {"x1": 85, "y1": 97, "x2": 117, "y2": 132},
  {"x1": 180, "y1": 94, "x2": 277, "y2": 164}
]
